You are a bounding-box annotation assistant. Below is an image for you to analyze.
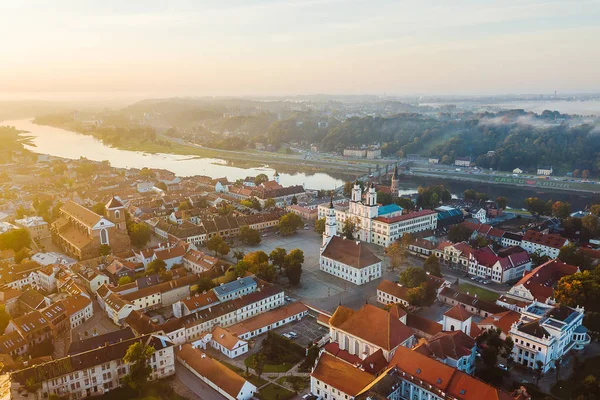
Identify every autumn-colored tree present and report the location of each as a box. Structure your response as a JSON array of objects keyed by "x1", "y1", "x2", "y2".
[
  {"x1": 423, "y1": 254, "x2": 442, "y2": 277},
  {"x1": 573, "y1": 169, "x2": 580, "y2": 178},
  {"x1": 582, "y1": 170, "x2": 590, "y2": 179},
  {"x1": 314, "y1": 218, "x2": 325, "y2": 235},
  {"x1": 386, "y1": 241, "x2": 407, "y2": 270},
  {"x1": 551, "y1": 201, "x2": 571, "y2": 219}
]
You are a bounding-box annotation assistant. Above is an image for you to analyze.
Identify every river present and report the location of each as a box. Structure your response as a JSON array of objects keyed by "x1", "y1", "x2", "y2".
[{"x1": 3, "y1": 119, "x2": 344, "y2": 190}]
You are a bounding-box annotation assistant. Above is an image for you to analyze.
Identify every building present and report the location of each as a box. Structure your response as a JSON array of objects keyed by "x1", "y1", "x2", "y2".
[
  {"x1": 182, "y1": 249, "x2": 219, "y2": 274},
  {"x1": 366, "y1": 148, "x2": 381, "y2": 159},
  {"x1": 505, "y1": 259, "x2": 578, "y2": 304},
  {"x1": 195, "y1": 326, "x2": 249, "y2": 359},
  {"x1": 177, "y1": 344, "x2": 256, "y2": 400},
  {"x1": 455, "y1": 157, "x2": 471, "y2": 167},
  {"x1": 51, "y1": 198, "x2": 131, "y2": 260},
  {"x1": 9, "y1": 334, "x2": 175, "y2": 399},
  {"x1": 429, "y1": 158, "x2": 440, "y2": 164},
  {"x1": 477, "y1": 310, "x2": 521, "y2": 339},
  {"x1": 15, "y1": 216, "x2": 49, "y2": 240},
  {"x1": 520, "y1": 230, "x2": 568, "y2": 258},
  {"x1": 343, "y1": 148, "x2": 367, "y2": 158},
  {"x1": 328, "y1": 303, "x2": 414, "y2": 362},
  {"x1": 439, "y1": 287, "x2": 505, "y2": 319},
  {"x1": 318, "y1": 183, "x2": 437, "y2": 247},
  {"x1": 377, "y1": 275, "x2": 452, "y2": 308},
  {"x1": 513, "y1": 168, "x2": 523, "y2": 174},
  {"x1": 390, "y1": 165, "x2": 400, "y2": 199},
  {"x1": 415, "y1": 330, "x2": 477, "y2": 374},
  {"x1": 509, "y1": 301, "x2": 589, "y2": 372},
  {"x1": 537, "y1": 166, "x2": 553, "y2": 176}
]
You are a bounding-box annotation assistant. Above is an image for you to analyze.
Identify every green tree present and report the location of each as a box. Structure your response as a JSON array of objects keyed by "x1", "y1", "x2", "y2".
[
  {"x1": 591, "y1": 205, "x2": 600, "y2": 217},
  {"x1": 252, "y1": 353, "x2": 266, "y2": 377},
  {"x1": 524, "y1": 197, "x2": 552, "y2": 215},
  {"x1": 254, "y1": 174, "x2": 269, "y2": 186},
  {"x1": 155, "y1": 181, "x2": 168, "y2": 191},
  {"x1": 241, "y1": 197, "x2": 262, "y2": 211},
  {"x1": 122, "y1": 341, "x2": 156, "y2": 392},
  {"x1": 0, "y1": 228, "x2": 31, "y2": 252},
  {"x1": 552, "y1": 201, "x2": 571, "y2": 219},
  {"x1": 342, "y1": 217, "x2": 358, "y2": 240},
  {"x1": 129, "y1": 223, "x2": 152, "y2": 248},
  {"x1": 534, "y1": 360, "x2": 544, "y2": 386},
  {"x1": 377, "y1": 191, "x2": 394, "y2": 206},
  {"x1": 264, "y1": 198, "x2": 276, "y2": 209},
  {"x1": 253, "y1": 262, "x2": 277, "y2": 282},
  {"x1": 99, "y1": 244, "x2": 112, "y2": 257},
  {"x1": 217, "y1": 203, "x2": 234, "y2": 216},
  {"x1": 239, "y1": 226, "x2": 261, "y2": 245},
  {"x1": 448, "y1": 224, "x2": 472, "y2": 243},
  {"x1": 179, "y1": 200, "x2": 192, "y2": 210},
  {"x1": 496, "y1": 196, "x2": 508, "y2": 209},
  {"x1": 423, "y1": 254, "x2": 441, "y2": 277},
  {"x1": 396, "y1": 197, "x2": 415, "y2": 211},
  {"x1": 118, "y1": 276, "x2": 133, "y2": 286},
  {"x1": 278, "y1": 212, "x2": 303, "y2": 236},
  {"x1": 233, "y1": 250, "x2": 245, "y2": 262},
  {"x1": 399, "y1": 267, "x2": 427, "y2": 288},
  {"x1": 91, "y1": 202, "x2": 106, "y2": 216},
  {"x1": 218, "y1": 241, "x2": 230, "y2": 258},
  {"x1": 14, "y1": 248, "x2": 30, "y2": 263},
  {"x1": 386, "y1": 241, "x2": 407, "y2": 270},
  {"x1": 207, "y1": 235, "x2": 226, "y2": 257},
  {"x1": 582, "y1": 214, "x2": 599, "y2": 237},
  {"x1": 558, "y1": 243, "x2": 586, "y2": 267},
  {"x1": 196, "y1": 276, "x2": 215, "y2": 292},
  {"x1": 284, "y1": 248, "x2": 304, "y2": 282},
  {"x1": 269, "y1": 248, "x2": 287, "y2": 273},
  {"x1": 243, "y1": 251, "x2": 270, "y2": 266},
  {"x1": 314, "y1": 218, "x2": 325, "y2": 235},
  {"x1": 146, "y1": 259, "x2": 167, "y2": 275}
]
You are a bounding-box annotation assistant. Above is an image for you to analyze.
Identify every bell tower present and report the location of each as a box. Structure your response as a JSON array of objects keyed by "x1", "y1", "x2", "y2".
[
  {"x1": 105, "y1": 196, "x2": 126, "y2": 232},
  {"x1": 391, "y1": 164, "x2": 400, "y2": 199},
  {"x1": 323, "y1": 193, "x2": 337, "y2": 247}
]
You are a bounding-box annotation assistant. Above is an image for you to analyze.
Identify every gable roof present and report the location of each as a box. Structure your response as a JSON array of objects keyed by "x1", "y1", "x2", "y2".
[
  {"x1": 330, "y1": 304, "x2": 413, "y2": 351},
  {"x1": 477, "y1": 311, "x2": 521, "y2": 335},
  {"x1": 60, "y1": 201, "x2": 102, "y2": 228},
  {"x1": 311, "y1": 352, "x2": 376, "y2": 396},
  {"x1": 67, "y1": 327, "x2": 135, "y2": 356},
  {"x1": 513, "y1": 259, "x2": 578, "y2": 302},
  {"x1": 444, "y1": 305, "x2": 473, "y2": 322},
  {"x1": 522, "y1": 230, "x2": 567, "y2": 249},
  {"x1": 321, "y1": 236, "x2": 381, "y2": 269},
  {"x1": 427, "y1": 330, "x2": 476, "y2": 360}
]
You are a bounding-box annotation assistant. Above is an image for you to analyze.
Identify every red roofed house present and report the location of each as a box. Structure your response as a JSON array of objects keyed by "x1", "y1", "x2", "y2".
[
  {"x1": 416, "y1": 329, "x2": 477, "y2": 374},
  {"x1": 328, "y1": 303, "x2": 414, "y2": 362},
  {"x1": 470, "y1": 246, "x2": 532, "y2": 284},
  {"x1": 505, "y1": 259, "x2": 578, "y2": 303},
  {"x1": 521, "y1": 230, "x2": 568, "y2": 258}
]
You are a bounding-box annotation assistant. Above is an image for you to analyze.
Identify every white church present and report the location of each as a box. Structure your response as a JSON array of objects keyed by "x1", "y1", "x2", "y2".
[
  {"x1": 317, "y1": 182, "x2": 438, "y2": 248},
  {"x1": 319, "y1": 196, "x2": 382, "y2": 285}
]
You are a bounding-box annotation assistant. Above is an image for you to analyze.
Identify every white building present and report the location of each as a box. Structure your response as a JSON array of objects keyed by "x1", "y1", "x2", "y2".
[
  {"x1": 317, "y1": 183, "x2": 437, "y2": 248},
  {"x1": 537, "y1": 166, "x2": 553, "y2": 176},
  {"x1": 509, "y1": 302, "x2": 589, "y2": 373},
  {"x1": 15, "y1": 216, "x2": 50, "y2": 240},
  {"x1": 418, "y1": 330, "x2": 477, "y2": 375},
  {"x1": 521, "y1": 230, "x2": 568, "y2": 259},
  {"x1": 9, "y1": 334, "x2": 175, "y2": 399}
]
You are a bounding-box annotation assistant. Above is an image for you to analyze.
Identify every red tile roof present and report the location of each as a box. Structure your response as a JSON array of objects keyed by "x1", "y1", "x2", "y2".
[
  {"x1": 444, "y1": 305, "x2": 473, "y2": 322},
  {"x1": 522, "y1": 230, "x2": 567, "y2": 249},
  {"x1": 513, "y1": 259, "x2": 578, "y2": 302},
  {"x1": 321, "y1": 236, "x2": 381, "y2": 269},
  {"x1": 311, "y1": 353, "x2": 375, "y2": 396}
]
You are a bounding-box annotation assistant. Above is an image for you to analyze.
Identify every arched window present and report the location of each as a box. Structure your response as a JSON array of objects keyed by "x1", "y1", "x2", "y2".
[
  {"x1": 100, "y1": 229, "x2": 109, "y2": 245},
  {"x1": 115, "y1": 210, "x2": 120, "y2": 220},
  {"x1": 450, "y1": 325, "x2": 455, "y2": 331},
  {"x1": 354, "y1": 340, "x2": 360, "y2": 355}
]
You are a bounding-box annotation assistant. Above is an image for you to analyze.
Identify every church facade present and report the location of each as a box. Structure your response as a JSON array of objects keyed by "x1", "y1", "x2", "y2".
[
  {"x1": 318, "y1": 182, "x2": 438, "y2": 248},
  {"x1": 51, "y1": 197, "x2": 131, "y2": 260}
]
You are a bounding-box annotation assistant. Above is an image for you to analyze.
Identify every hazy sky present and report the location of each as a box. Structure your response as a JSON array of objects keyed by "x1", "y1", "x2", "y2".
[{"x1": 2, "y1": 0, "x2": 600, "y2": 97}]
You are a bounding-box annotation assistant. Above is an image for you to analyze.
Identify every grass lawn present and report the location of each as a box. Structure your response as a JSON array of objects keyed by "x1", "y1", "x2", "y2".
[
  {"x1": 257, "y1": 383, "x2": 295, "y2": 400},
  {"x1": 246, "y1": 374, "x2": 268, "y2": 388},
  {"x1": 276, "y1": 375, "x2": 310, "y2": 391},
  {"x1": 245, "y1": 354, "x2": 294, "y2": 373},
  {"x1": 458, "y1": 283, "x2": 499, "y2": 302},
  {"x1": 551, "y1": 356, "x2": 600, "y2": 399}
]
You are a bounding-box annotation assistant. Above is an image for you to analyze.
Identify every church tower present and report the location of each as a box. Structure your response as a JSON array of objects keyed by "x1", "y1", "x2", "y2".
[
  {"x1": 391, "y1": 164, "x2": 400, "y2": 199},
  {"x1": 365, "y1": 183, "x2": 379, "y2": 219},
  {"x1": 273, "y1": 170, "x2": 280, "y2": 185},
  {"x1": 323, "y1": 194, "x2": 337, "y2": 247},
  {"x1": 105, "y1": 196, "x2": 127, "y2": 232}
]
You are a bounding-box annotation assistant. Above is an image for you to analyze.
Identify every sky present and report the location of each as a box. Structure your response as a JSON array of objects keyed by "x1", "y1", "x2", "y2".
[{"x1": 2, "y1": 0, "x2": 600, "y2": 98}]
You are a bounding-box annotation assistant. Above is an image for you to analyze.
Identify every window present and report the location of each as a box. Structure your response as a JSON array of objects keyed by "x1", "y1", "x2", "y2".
[{"x1": 100, "y1": 229, "x2": 109, "y2": 245}]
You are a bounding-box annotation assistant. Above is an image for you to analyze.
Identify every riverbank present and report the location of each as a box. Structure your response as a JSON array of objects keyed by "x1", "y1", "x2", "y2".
[{"x1": 27, "y1": 120, "x2": 378, "y2": 179}]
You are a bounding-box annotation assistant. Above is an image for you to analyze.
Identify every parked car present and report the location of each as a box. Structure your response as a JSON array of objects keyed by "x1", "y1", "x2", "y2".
[
  {"x1": 497, "y1": 363, "x2": 509, "y2": 371},
  {"x1": 285, "y1": 296, "x2": 293, "y2": 302},
  {"x1": 282, "y1": 333, "x2": 292, "y2": 339},
  {"x1": 287, "y1": 332, "x2": 298, "y2": 339}
]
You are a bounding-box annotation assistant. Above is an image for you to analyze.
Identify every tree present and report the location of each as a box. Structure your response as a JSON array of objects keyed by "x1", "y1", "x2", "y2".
[
  {"x1": 217, "y1": 203, "x2": 234, "y2": 216},
  {"x1": 291, "y1": 195, "x2": 298, "y2": 205},
  {"x1": 0, "y1": 228, "x2": 31, "y2": 252},
  {"x1": 524, "y1": 197, "x2": 551, "y2": 215},
  {"x1": 558, "y1": 243, "x2": 586, "y2": 266},
  {"x1": 430, "y1": 193, "x2": 439, "y2": 207},
  {"x1": 243, "y1": 251, "x2": 270, "y2": 266},
  {"x1": 534, "y1": 360, "x2": 544, "y2": 386},
  {"x1": 239, "y1": 226, "x2": 261, "y2": 245},
  {"x1": 342, "y1": 217, "x2": 358, "y2": 240},
  {"x1": 582, "y1": 170, "x2": 590, "y2": 179},
  {"x1": 254, "y1": 262, "x2": 278, "y2": 282},
  {"x1": 179, "y1": 200, "x2": 192, "y2": 210},
  {"x1": 377, "y1": 191, "x2": 394, "y2": 206},
  {"x1": 448, "y1": 224, "x2": 472, "y2": 243},
  {"x1": 396, "y1": 197, "x2": 415, "y2": 211},
  {"x1": 473, "y1": 235, "x2": 489, "y2": 249},
  {"x1": 129, "y1": 223, "x2": 152, "y2": 248},
  {"x1": 278, "y1": 212, "x2": 303, "y2": 236},
  {"x1": 196, "y1": 275, "x2": 215, "y2": 292},
  {"x1": 218, "y1": 242, "x2": 230, "y2": 258},
  {"x1": 269, "y1": 248, "x2": 287, "y2": 273},
  {"x1": 285, "y1": 261, "x2": 303, "y2": 285},
  {"x1": 496, "y1": 196, "x2": 508, "y2": 209},
  {"x1": 254, "y1": 174, "x2": 269, "y2": 186},
  {"x1": 207, "y1": 235, "x2": 226, "y2": 257},
  {"x1": 233, "y1": 250, "x2": 245, "y2": 262},
  {"x1": 386, "y1": 241, "x2": 407, "y2": 270},
  {"x1": 146, "y1": 259, "x2": 167, "y2": 275},
  {"x1": 0, "y1": 305, "x2": 10, "y2": 335},
  {"x1": 423, "y1": 254, "x2": 442, "y2": 277},
  {"x1": 399, "y1": 267, "x2": 427, "y2": 288},
  {"x1": 314, "y1": 218, "x2": 325, "y2": 235},
  {"x1": 155, "y1": 181, "x2": 168, "y2": 191},
  {"x1": 582, "y1": 214, "x2": 599, "y2": 237},
  {"x1": 118, "y1": 276, "x2": 133, "y2": 286},
  {"x1": 573, "y1": 169, "x2": 580, "y2": 178},
  {"x1": 241, "y1": 197, "x2": 262, "y2": 211},
  {"x1": 463, "y1": 189, "x2": 477, "y2": 202},
  {"x1": 552, "y1": 201, "x2": 571, "y2": 219},
  {"x1": 592, "y1": 205, "x2": 600, "y2": 217},
  {"x1": 91, "y1": 202, "x2": 106, "y2": 216},
  {"x1": 99, "y1": 244, "x2": 112, "y2": 257},
  {"x1": 530, "y1": 250, "x2": 551, "y2": 267},
  {"x1": 122, "y1": 341, "x2": 156, "y2": 392},
  {"x1": 14, "y1": 248, "x2": 30, "y2": 263},
  {"x1": 264, "y1": 198, "x2": 276, "y2": 209},
  {"x1": 252, "y1": 353, "x2": 266, "y2": 377}
]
